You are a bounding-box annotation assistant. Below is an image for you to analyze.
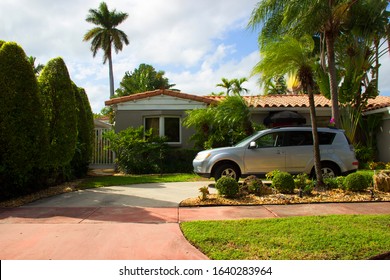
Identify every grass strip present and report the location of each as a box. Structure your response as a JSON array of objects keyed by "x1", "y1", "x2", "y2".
[{"x1": 181, "y1": 214, "x2": 390, "y2": 260}]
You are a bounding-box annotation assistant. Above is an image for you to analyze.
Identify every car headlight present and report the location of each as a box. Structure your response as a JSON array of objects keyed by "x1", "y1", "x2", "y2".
[{"x1": 195, "y1": 152, "x2": 211, "y2": 161}]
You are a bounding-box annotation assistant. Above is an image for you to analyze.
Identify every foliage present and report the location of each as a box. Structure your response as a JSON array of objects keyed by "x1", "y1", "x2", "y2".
[
  {"x1": 215, "y1": 176, "x2": 239, "y2": 198},
  {"x1": 343, "y1": 173, "x2": 371, "y2": 192},
  {"x1": 241, "y1": 175, "x2": 273, "y2": 196},
  {"x1": 104, "y1": 126, "x2": 168, "y2": 174},
  {"x1": 324, "y1": 176, "x2": 345, "y2": 190},
  {"x1": 181, "y1": 214, "x2": 390, "y2": 260},
  {"x1": 83, "y1": 1, "x2": 129, "y2": 98},
  {"x1": 199, "y1": 186, "x2": 210, "y2": 201},
  {"x1": 0, "y1": 41, "x2": 49, "y2": 199},
  {"x1": 340, "y1": 104, "x2": 361, "y2": 144},
  {"x1": 70, "y1": 85, "x2": 94, "y2": 177},
  {"x1": 294, "y1": 173, "x2": 314, "y2": 195},
  {"x1": 184, "y1": 94, "x2": 255, "y2": 149},
  {"x1": 216, "y1": 77, "x2": 248, "y2": 96},
  {"x1": 264, "y1": 75, "x2": 288, "y2": 95},
  {"x1": 115, "y1": 63, "x2": 175, "y2": 96},
  {"x1": 354, "y1": 143, "x2": 376, "y2": 167},
  {"x1": 271, "y1": 171, "x2": 295, "y2": 194},
  {"x1": 161, "y1": 148, "x2": 199, "y2": 173},
  {"x1": 38, "y1": 57, "x2": 78, "y2": 171}
]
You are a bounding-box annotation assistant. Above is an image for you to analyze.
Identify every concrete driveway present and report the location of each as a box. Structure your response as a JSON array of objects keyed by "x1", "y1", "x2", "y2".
[
  {"x1": 1, "y1": 181, "x2": 390, "y2": 260},
  {"x1": 24, "y1": 181, "x2": 217, "y2": 208}
]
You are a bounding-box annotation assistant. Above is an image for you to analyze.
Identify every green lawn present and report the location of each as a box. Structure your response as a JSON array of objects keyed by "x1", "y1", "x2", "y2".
[
  {"x1": 78, "y1": 173, "x2": 204, "y2": 189},
  {"x1": 180, "y1": 214, "x2": 390, "y2": 260}
]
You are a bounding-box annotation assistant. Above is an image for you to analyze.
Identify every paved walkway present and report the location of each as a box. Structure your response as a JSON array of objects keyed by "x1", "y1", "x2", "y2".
[{"x1": 0, "y1": 181, "x2": 389, "y2": 260}]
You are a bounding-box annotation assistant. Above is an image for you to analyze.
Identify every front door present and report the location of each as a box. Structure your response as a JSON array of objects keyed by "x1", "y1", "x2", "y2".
[{"x1": 244, "y1": 132, "x2": 286, "y2": 174}]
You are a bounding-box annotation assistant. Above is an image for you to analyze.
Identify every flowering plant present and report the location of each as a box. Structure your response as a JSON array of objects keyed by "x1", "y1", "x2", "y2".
[{"x1": 329, "y1": 117, "x2": 335, "y2": 127}]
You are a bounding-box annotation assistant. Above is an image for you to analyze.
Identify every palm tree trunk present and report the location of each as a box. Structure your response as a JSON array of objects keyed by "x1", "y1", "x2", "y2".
[
  {"x1": 307, "y1": 86, "x2": 324, "y2": 188},
  {"x1": 326, "y1": 32, "x2": 340, "y2": 128},
  {"x1": 108, "y1": 51, "x2": 115, "y2": 99}
]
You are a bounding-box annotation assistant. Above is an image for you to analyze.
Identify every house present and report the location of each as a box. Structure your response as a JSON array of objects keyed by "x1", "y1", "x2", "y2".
[{"x1": 105, "y1": 89, "x2": 390, "y2": 161}]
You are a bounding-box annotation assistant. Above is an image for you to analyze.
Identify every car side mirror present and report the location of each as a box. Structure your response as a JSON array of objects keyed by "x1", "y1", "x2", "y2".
[{"x1": 249, "y1": 141, "x2": 257, "y2": 149}]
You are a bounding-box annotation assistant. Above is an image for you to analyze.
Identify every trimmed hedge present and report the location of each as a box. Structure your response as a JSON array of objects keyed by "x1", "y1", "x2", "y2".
[
  {"x1": 343, "y1": 173, "x2": 371, "y2": 192},
  {"x1": 0, "y1": 41, "x2": 49, "y2": 198},
  {"x1": 215, "y1": 176, "x2": 239, "y2": 197},
  {"x1": 38, "y1": 57, "x2": 77, "y2": 170},
  {"x1": 272, "y1": 172, "x2": 295, "y2": 194}
]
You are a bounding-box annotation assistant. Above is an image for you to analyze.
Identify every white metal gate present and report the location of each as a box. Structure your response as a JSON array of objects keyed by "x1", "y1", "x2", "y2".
[{"x1": 92, "y1": 128, "x2": 114, "y2": 165}]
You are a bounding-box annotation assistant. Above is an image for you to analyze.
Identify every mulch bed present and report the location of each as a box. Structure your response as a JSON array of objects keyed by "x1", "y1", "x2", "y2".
[{"x1": 180, "y1": 188, "x2": 390, "y2": 206}]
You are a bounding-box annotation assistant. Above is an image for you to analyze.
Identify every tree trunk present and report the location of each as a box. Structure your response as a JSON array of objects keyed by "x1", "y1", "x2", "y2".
[
  {"x1": 108, "y1": 51, "x2": 115, "y2": 99},
  {"x1": 325, "y1": 32, "x2": 340, "y2": 128},
  {"x1": 307, "y1": 85, "x2": 324, "y2": 188}
]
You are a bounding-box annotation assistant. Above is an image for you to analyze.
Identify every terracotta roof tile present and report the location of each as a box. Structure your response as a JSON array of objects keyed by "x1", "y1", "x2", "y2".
[
  {"x1": 365, "y1": 95, "x2": 390, "y2": 111},
  {"x1": 105, "y1": 89, "x2": 216, "y2": 106},
  {"x1": 106, "y1": 90, "x2": 390, "y2": 112}
]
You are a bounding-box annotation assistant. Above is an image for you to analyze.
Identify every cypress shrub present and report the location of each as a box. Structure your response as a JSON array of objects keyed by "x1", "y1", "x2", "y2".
[
  {"x1": 70, "y1": 84, "x2": 94, "y2": 177},
  {"x1": 38, "y1": 57, "x2": 77, "y2": 176},
  {"x1": 0, "y1": 41, "x2": 49, "y2": 199}
]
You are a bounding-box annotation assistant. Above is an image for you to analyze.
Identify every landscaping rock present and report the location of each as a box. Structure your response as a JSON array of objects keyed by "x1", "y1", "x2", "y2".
[{"x1": 373, "y1": 170, "x2": 390, "y2": 192}]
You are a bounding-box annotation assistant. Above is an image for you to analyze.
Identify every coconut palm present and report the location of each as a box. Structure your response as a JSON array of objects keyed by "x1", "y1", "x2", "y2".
[
  {"x1": 252, "y1": 35, "x2": 324, "y2": 187},
  {"x1": 83, "y1": 2, "x2": 129, "y2": 98}
]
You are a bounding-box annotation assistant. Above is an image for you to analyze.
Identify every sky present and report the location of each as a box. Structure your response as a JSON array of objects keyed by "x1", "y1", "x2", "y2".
[{"x1": 1, "y1": 0, "x2": 389, "y2": 113}]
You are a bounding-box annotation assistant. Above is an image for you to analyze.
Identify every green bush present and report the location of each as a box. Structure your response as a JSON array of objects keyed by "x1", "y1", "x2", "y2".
[
  {"x1": 70, "y1": 85, "x2": 94, "y2": 177},
  {"x1": 324, "y1": 176, "x2": 345, "y2": 189},
  {"x1": 215, "y1": 176, "x2": 239, "y2": 197},
  {"x1": 38, "y1": 57, "x2": 77, "y2": 170},
  {"x1": 0, "y1": 41, "x2": 49, "y2": 199},
  {"x1": 294, "y1": 173, "x2": 314, "y2": 195},
  {"x1": 104, "y1": 126, "x2": 167, "y2": 174},
  {"x1": 161, "y1": 148, "x2": 199, "y2": 173},
  {"x1": 241, "y1": 175, "x2": 273, "y2": 195},
  {"x1": 272, "y1": 172, "x2": 295, "y2": 194},
  {"x1": 343, "y1": 173, "x2": 370, "y2": 192}
]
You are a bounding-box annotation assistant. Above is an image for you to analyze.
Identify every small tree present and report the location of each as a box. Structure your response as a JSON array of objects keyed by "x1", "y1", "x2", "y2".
[{"x1": 116, "y1": 63, "x2": 176, "y2": 96}]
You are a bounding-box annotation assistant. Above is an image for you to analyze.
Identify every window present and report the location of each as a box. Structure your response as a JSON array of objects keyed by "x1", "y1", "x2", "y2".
[
  {"x1": 144, "y1": 116, "x2": 181, "y2": 143},
  {"x1": 285, "y1": 131, "x2": 336, "y2": 146},
  {"x1": 255, "y1": 132, "x2": 284, "y2": 148}
]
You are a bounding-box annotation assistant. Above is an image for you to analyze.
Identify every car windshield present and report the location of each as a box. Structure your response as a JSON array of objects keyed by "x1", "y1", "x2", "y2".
[{"x1": 234, "y1": 131, "x2": 264, "y2": 147}]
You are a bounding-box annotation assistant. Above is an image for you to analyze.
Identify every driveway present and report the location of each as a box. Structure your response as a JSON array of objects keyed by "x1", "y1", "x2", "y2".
[{"x1": 1, "y1": 181, "x2": 390, "y2": 260}]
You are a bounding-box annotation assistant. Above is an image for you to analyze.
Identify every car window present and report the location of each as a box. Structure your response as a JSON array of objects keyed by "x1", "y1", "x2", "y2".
[
  {"x1": 284, "y1": 131, "x2": 336, "y2": 146},
  {"x1": 255, "y1": 132, "x2": 284, "y2": 148},
  {"x1": 285, "y1": 131, "x2": 312, "y2": 146}
]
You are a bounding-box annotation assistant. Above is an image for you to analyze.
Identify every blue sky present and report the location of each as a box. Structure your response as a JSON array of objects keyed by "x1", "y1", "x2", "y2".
[{"x1": 1, "y1": 0, "x2": 389, "y2": 113}]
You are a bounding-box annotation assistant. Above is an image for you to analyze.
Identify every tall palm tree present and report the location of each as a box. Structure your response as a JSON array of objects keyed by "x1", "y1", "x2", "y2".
[
  {"x1": 252, "y1": 35, "x2": 324, "y2": 187},
  {"x1": 248, "y1": 0, "x2": 360, "y2": 128},
  {"x1": 231, "y1": 77, "x2": 249, "y2": 95},
  {"x1": 216, "y1": 78, "x2": 234, "y2": 96},
  {"x1": 83, "y1": 2, "x2": 129, "y2": 98}
]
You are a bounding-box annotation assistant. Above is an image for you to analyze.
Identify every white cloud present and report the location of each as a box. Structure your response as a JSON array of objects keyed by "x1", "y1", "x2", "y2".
[{"x1": 2, "y1": 0, "x2": 387, "y2": 114}]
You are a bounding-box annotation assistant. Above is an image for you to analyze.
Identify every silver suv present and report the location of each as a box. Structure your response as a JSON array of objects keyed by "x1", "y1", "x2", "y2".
[{"x1": 193, "y1": 127, "x2": 358, "y2": 181}]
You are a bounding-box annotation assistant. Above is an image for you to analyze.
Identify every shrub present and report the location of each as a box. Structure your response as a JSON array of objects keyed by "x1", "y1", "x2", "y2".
[
  {"x1": 38, "y1": 57, "x2": 77, "y2": 170},
  {"x1": 294, "y1": 173, "x2": 314, "y2": 195},
  {"x1": 70, "y1": 85, "x2": 94, "y2": 177},
  {"x1": 161, "y1": 148, "x2": 199, "y2": 173},
  {"x1": 0, "y1": 41, "x2": 49, "y2": 199},
  {"x1": 272, "y1": 172, "x2": 295, "y2": 194},
  {"x1": 104, "y1": 126, "x2": 167, "y2": 174},
  {"x1": 324, "y1": 176, "x2": 345, "y2": 189},
  {"x1": 343, "y1": 173, "x2": 370, "y2": 192},
  {"x1": 241, "y1": 175, "x2": 273, "y2": 195},
  {"x1": 215, "y1": 176, "x2": 239, "y2": 197}
]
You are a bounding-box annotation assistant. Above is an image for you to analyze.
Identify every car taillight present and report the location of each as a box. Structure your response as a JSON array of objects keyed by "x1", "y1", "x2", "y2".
[{"x1": 352, "y1": 161, "x2": 359, "y2": 166}]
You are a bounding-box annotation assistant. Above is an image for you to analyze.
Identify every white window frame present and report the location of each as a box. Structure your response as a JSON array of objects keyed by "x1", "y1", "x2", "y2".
[{"x1": 144, "y1": 116, "x2": 182, "y2": 144}]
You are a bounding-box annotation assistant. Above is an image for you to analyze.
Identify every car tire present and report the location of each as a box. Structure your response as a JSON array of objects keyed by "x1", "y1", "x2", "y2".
[
  {"x1": 214, "y1": 164, "x2": 240, "y2": 182},
  {"x1": 311, "y1": 162, "x2": 340, "y2": 179},
  {"x1": 321, "y1": 162, "x2": 340, "y2": 178}
]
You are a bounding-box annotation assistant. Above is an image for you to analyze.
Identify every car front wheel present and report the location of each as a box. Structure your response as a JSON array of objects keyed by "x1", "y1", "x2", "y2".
[{"x1": 214, "y1": 164, "x2": 240, "y2": 182}]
